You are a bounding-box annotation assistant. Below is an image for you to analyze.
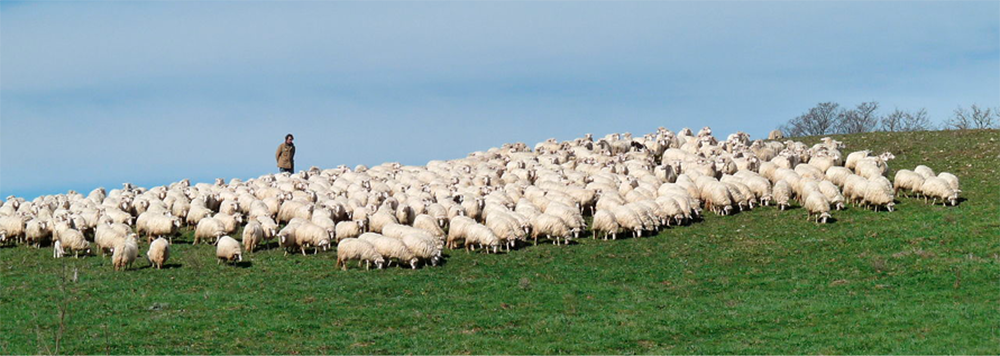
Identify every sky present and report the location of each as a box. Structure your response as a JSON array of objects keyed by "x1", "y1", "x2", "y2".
[{"x1": 2, "y1": 1, "x2": 998, "y2": 200}]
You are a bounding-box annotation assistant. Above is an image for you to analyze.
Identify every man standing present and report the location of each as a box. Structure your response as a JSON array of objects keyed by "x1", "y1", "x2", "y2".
[{"x1": 276, "y1": 134, "x2": 295, "y2": 173}]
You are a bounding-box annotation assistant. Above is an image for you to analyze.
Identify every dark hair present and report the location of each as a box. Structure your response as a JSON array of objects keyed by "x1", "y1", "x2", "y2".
[{"x1": 285, "y1": 134, "x2": 294, "y2": 140}]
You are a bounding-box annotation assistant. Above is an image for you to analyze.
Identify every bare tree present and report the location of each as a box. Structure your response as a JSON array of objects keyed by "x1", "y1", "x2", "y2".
[
  {"x1": 946, "y1": 104, "x2": 997, "y2": 130},
  {"x1": 901, "y1": 108, "x2": 931, "y2": 132},
  {"x1": 780, "y1": 102, "x2": 842, "y2": 137},
  {"x1": 838, "y1": 101, "x2": 880, "y2": 134},
  {"x1": 880, "y1": 108, "x2": 906, "y2": 132}
]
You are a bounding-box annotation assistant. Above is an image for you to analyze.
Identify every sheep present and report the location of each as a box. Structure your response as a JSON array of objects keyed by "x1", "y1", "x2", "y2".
[
  {"x1": 95, "y1": 223, "x2": 130, "y2": 257},
  {"x1": 893, "y1": 169, "x2": 926, "y2": 197},
  {"x1": 767, "y1": 129, "x2": 784, "y2": 140},
  {"x1": 465, "y1": 223, "x2": 502, "y2": 252},
  {"x1": 401, "y1": 233, "x2": 442, "y2": 267},
  {"x1": 825, "y1": 167, "x2": 853, "y2": 188},
  {"x1": 447, "y1": 216, "x2": 477, "y2": 249},
  {"x1": 920, "y1": 177, "x2": 959, "y2": 206},
  {"x1": 699, "y1": 181, "x2": 733, "y2": 216},
  {"x1": 112, "y1": 235, "x2": 139, "y2": 271},
  {"x1": 334, "y1": 220, "x2": 362, "y2": 241},
  {"x1": 242, "y1": 220, "x2": 264, "y2": 253},
  {"x1": 292, "y1": 222, "x2": 333, "y2": 255},
  {"x1": 412, "y1": 214, "x2": 445, "y2": 238},
  {"x1": 914, "y1": 165, "x2": 935, "y2": 179},
  {"x1": 55, "y1": 227, "x2": 90, "y2": 258},
  {"x1": 862, "y1": 177, "x2": 895, "y2": 212},
  {"x1": 359, "y1": 233, "x2": 417, "y2": 268},
  {"x1": 140, "y1": 214, "x2": 182, "y2": 243},
  {"x1": 844, "y1": 150, "x2": 871, "y2": 171},
  {"x1": 530, "y1": 213, "x2": 572, "y2": 245},
  {"x1": 336, "y1": 238, "x2": 385, "y2": 270},
  {"x1": 213, "y1": 212, "x2": 244, "y2": 235},
  {"x1": 215, "y1": 236, "x2": 243, "y2": 264},
  {"x1": 24, "y1": 219, "x2": 51, "y2": 248},
  {"x1": 256, "y1": 216, "x2": 280, "y2": 240},
  {"x1": 194, "y1": 217, "x2": 227, "y2": 245},
  {"x1": 367, "y1": 209, "x2": 399, "y2": 233},
  {"x1": 147, "y1": 237, "x2": 170, "y2": 269},
  {"x1": 803, "y1": 191, "x2": 832, "y2": 223},
  {"x1": 773, "y1": 180, "x2": 792, "y2": 210},
  {"x1": 937, "y1": 172, "x2": 960, "y2": 192},
  {"x1": 591, "y1": 209, "x2": 620, "y2": 240},
  {"x1": 817, "y1": 180, "x2": 846, "y2": 210},
  {"x1": 0, "y1": 215, "x2": 26, "y2": 245}
]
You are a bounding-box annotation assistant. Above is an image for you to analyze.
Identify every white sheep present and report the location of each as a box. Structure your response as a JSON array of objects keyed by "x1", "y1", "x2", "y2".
[
  {"x1": 591, "y1": 209, "x2": 620, "y2": 240},
  {"x1": 772, "y1": 180, "x2": 792, "y2": 210},
  {"x1": 293, "y1": 222, "x2": 333, "y2": 255},
  {"x1": 447, "y1": 216, "x2": 477, "y2": 249},
  {"x1": 412, "y1": 214, "x2": 445, "y2": 238},
  {"x1": 141, "y1": 214, "x2": 182, "y2": 243},
  {"x1": 112, "y1": 235, "x2": 139, "y2": 271},
  {"x1": 359, "y1": 232, "x2": 417, "y2": 269},
  {"x1": 336, "y1": 238, "x2": 385, "y2": 270},
  {"x1": 530, "y1": 213, "x2": 572, "y2": 245},
  {"x1": 242, "y1": 220, "x2": 264, "y2": 253},
  {"x1": 334, "y1": 220, "x2": 362, "y2": 241},
  {"x1": 914, "y1": 165, "x2": 935, "y2": 179},
  {"x1": 465, "y1": 223, "x2": 502, "y2": 252},
  {"x1": 54, "y1": 227, "x2": 90, "y2": 258},
  {"x1": 214, "y1": 235, "x2": 243, "y2": 265},
  {"x1": 24, "y1": 219, "x2": 51, "y2": 248},
  {"x1": 0, "y1": 215, "x2": 26, "y2": 245},
  {"x1": 401, "y1": 233, "x2": 442, "y2": 267},
  {"x1": 803, "y1": 191, "x2": 832, "y2": 223},
  {"x1": 817, "y1": 180, "x2": 846, "y2": 210},
  {"x1": 194, "y1": 217, "x2": 226, "y2": 245},
  {"x1": 920, "y1": 177, "x2": 959, "y2": 206},
  {"x1": 937, "y1": 172, "x2": 960, "y2": 192},
  {"x1": 147, "y1": 237, "x2": 170, "y2": 269},
  {"x1": 893, "y1": 169, "x2": 925, "y2": 197},
  {"x1": 862, "y1": 177, "x2": 895, "y2": 212}
]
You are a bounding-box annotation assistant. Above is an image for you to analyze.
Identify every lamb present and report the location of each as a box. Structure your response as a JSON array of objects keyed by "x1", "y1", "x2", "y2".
[
  {"x1": 772, "y1": 180, "x2": 792, "y2": 210},
  {"x1": 359, "y1": 232, "x2": 417, "y2": 268},
  {"x1": 334, "y1": 220, "x2": 362, "y2": 241},
  {"x1": 893, "y1": 169, "x2": 926, "y2": 197},
  {"x1": 147, "y1": 237, "x2": 170, "y2": 269},
  {"x1": 803, "y1": 191, "x2": 832, "y2": 223},
  {"x1": 591, "y1": 209, "x2": 620, "y2": 240},
  {"x1": 919, "y1": 177, "x2": 959, "y2": 206},
  {"x1": 194, "y1": 217, "x2": 227, "y2": 245},
  {"x1": 336, "y1": 238, "x2": 385, "y2": 270},
  {"x1": 241, "y1": 220, "x2": 264, "y2": 253},
  {"x1": 112, "y1": 235, "x2": 139, "y2": 271},
  {"x1": 215, "y1": 235, "x2": 243, "y2": 264}
]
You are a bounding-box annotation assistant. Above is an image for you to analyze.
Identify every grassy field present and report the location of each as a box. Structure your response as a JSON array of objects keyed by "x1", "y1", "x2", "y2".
[{"x1": 2, "y1": 129, "x2": 998, "y2": 354}]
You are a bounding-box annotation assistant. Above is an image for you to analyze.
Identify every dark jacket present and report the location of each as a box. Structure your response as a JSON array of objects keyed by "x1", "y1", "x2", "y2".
[{"x1": 276, "y1": 142, "x2": 295, "y2": 170}]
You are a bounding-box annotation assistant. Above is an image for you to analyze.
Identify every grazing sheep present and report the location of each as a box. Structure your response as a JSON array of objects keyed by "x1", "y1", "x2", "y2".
[
  {"x1": 862, "y1": 177, "x2": 895, "y2": 212},
  {"x1": 336, "y1": 238, "x2": 385, "y2": 270},
  {"x1": 699, "y1": 181, "x2": 733, "y2": 216},
  {"x1": 293, "y1": 222, "x2": 334, "y2": 255},
  {"x1": 359, "y1": 233, "x2": 417, "y2": 268},
  {"x1": 447, "y1": 216, "x2": 477, "y2": 249},
  {"x1": 242, "y1": 220, "x2": 264, "y2": 253},
  {"x1": 194, "y1": 217, "x2": 226, "y2": 245},
  {"x1": 147, "y1": 237, "x2": 170, "y2": 269},
  {"x1": 140, "y1": 214, "x2": 182, "y2": 243},
  {"x1": 412, "y1": 214, "x2": 445, "y2": 238},
  {"x1": 914, "y1": 165, "x2": 935, "y2": 179},
  {"x1": 95, "y1": 223, "x2": 130, "y2": 257},
  {"x1": 920, "y1": 177, "x2": 959, "y2": 206},
  {"x1": 803, "y1": 191, "x2": 832, "y2": 223},
  {"x1": 591, "y1": 209, "x2": 620, "y2": 240},
  {"x1": 368, "y1": 210, "x2": 399, "y2": 233},
  {"x1": 24, "y1": 219, "x2": 51, "y2": 248},
  {"x1": 530, "y1": 213, "x2": 572, "y2": 245},
  {"x1": 465, "y1": 224, "x2": 502, "y2": 252},
  {"x1": 937, "y1": 172, "x2": 960, "y2": 192},
  {"x1": 401, "y1": 233, "x2": 442, "y2": 267},
  {"x1": 112, "y1": 235, "x2": 139, "y2": 271},
  {"x1": 215, "y1": 236, "x2": 243, "y2": 264},
  {"x1": 0, "y1": 215, "x2": 26, "y2": 245},
  {"x1": 773, "y1": 180, "x2": 792, "y2": 210},
  {"x1": 213, "y1": 212, "x2": 244, "y2": 235},
  {"x1": 335, "y1": 220, "x2": 362, "y2": 241},
  {"x1": 54, "y1": 227, "x2": 90, "y2": 258},
  {"x1": 817, "y1": 180, "x2": 846, "y2": 210},
  {"x1": 893, "y1": 169, "x2": 926, "y2": 197},
  {"x1": 844, "y1": 150, "x2": 871, "y2": 171}
]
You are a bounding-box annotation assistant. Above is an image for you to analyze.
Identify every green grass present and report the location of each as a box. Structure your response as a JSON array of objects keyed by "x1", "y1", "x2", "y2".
[{"x1": 2, "y1": 129, "x2": 998, "y2": 354}]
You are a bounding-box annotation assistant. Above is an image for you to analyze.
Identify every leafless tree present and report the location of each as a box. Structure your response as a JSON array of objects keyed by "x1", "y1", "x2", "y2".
[
  {"x1": 946, "y1": 104, "x2": 997, "y2": 130},
  {"x1": 901, "y1": 108, "x2": 932, "y2": 132},
  {"x1": 780, "y1": 102, "x2": 842, "y2": 137},
  {"x1": 838, "y1": 101, "x2": 880, "y2": 134},
  {"x1": 882, "y1": 108, "x2": 931, "y2": 132}
]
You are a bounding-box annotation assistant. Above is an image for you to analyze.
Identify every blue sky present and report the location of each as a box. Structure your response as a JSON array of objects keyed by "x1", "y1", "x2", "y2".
[{"x1": 2, "y1": 1, "x2": 998, "y2": 200}]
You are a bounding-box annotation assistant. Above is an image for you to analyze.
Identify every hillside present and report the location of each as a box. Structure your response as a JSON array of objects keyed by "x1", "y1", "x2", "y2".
[{"x1": 1, "y1": 129, "x2": 997, "y2": 354}]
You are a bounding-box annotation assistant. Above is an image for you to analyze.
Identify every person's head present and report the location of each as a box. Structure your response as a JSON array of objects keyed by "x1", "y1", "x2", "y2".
[{"x1": 285, "y1": 134, "x2": 294, "y2": 144}]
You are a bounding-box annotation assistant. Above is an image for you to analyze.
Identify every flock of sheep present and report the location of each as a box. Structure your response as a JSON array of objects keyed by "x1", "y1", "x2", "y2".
[{"x1": 0, "y1": 126, "x2": 962, "y2": 271}]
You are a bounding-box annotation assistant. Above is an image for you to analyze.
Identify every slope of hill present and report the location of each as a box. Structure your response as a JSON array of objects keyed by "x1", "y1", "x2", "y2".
[{"x1": 1, "y1": 129, "x2": 997, "y2": 354}]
